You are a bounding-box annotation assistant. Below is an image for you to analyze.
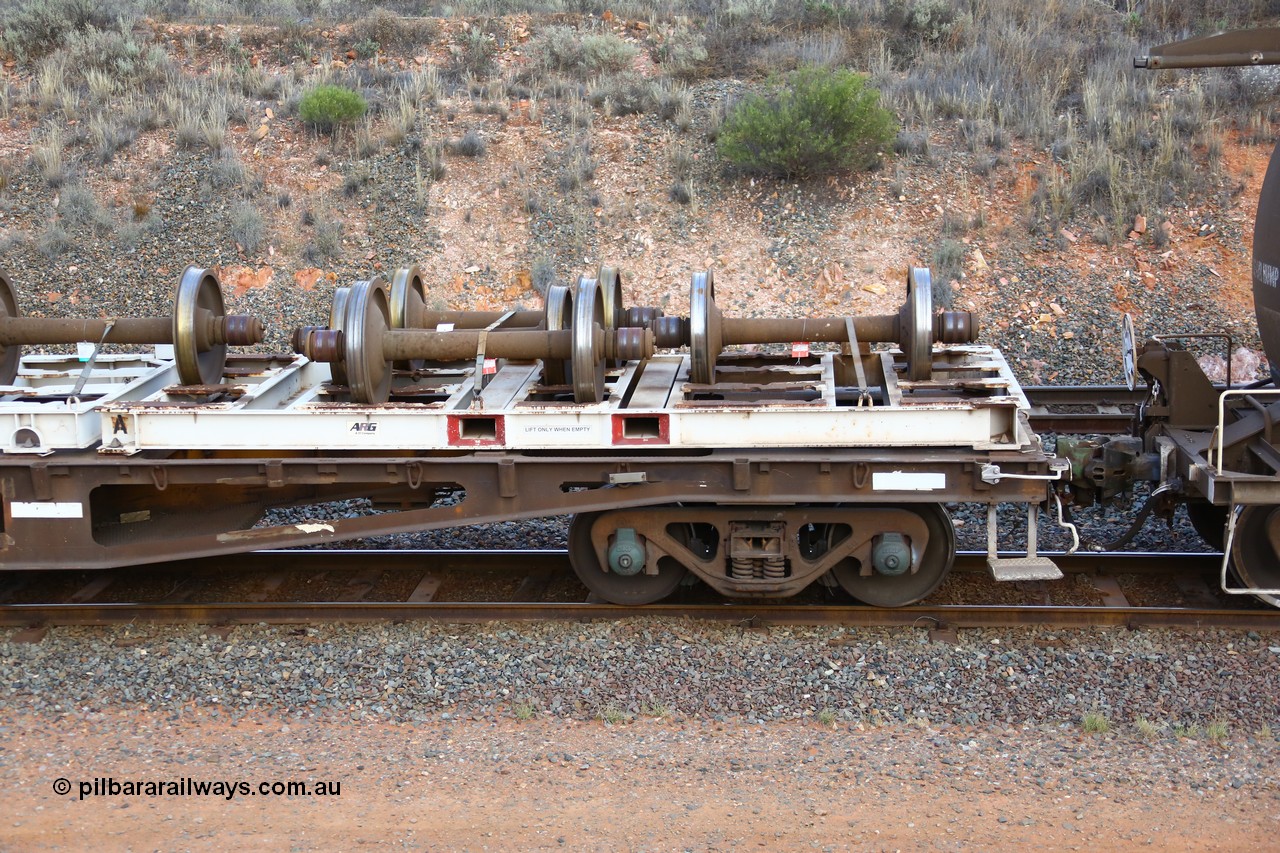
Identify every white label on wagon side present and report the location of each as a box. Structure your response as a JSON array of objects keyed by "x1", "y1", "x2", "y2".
[
  {"x1": 872, "y1": 472, "x2": 945, "y2": 491},
  {"x1": 11, "y1": 501, "x2": 84, "y2": 519}
]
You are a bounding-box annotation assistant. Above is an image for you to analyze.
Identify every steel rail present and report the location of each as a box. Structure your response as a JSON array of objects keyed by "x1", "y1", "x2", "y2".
[
  {"x1": 0, "y1": 601, "x2": 1273, "y2": 631},
  {"x1": 0, "y1": 549, "x2": 1219, "y2": 578},
  {"x1": 0, "y1": 549, "x2": 1268, "y2": 631}
]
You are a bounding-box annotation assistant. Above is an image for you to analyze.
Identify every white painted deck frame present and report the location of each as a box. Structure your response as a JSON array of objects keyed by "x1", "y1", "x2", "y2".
[
  {"x1": 94, "y1": 345, "x2": 1033, "y2": 454},
  {"x1": 0, "y1": 353, "x2": 174, "y2": 453}
]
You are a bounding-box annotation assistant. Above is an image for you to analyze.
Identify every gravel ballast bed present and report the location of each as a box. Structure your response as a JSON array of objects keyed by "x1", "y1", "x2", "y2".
[{"x1": 3, "y1": 620, "x2": 1277, "y2": 733}]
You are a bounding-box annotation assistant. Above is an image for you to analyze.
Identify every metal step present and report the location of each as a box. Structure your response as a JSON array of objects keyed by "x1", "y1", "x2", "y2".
[{"x1": 987, "y1": 556, "x2": 1064, "y2": 582}]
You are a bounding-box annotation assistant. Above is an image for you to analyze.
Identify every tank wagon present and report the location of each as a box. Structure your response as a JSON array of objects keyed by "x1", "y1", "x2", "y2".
[{"x1": 1058, "y1": 28, "x2": 1280, "y2": 604}]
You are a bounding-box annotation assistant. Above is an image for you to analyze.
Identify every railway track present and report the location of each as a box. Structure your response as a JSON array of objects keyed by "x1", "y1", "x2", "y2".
[{"x1": 2, "y1": 549, "x2": 1275, "y2": 636}]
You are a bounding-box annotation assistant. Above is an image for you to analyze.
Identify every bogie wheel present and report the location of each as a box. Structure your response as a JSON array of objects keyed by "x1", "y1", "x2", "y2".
[
  {"x1": 388, "y1": 265, "x2": 425, "y2": 330},
  {"x1": 597, "y1": 265, "x2": 626, "y2": 367},
  {"x1": 904, "y1": 266, "x2": 933, "y2": 382},
  {"x1": 389, "y1": 265, "x2": 426, "y2": 370},
  {"x1": 569, "y1": 511, "x2": 688, "y2": 605},
  {"x1": 342, "y1": 277, "x2": 393, "y2": 404},
  {"x1": 173, "y1": 266, "x2": 228, "y2": 386},
  {"x1": 541, "y1": 282, "x2": 573, "y2": 386},
  {"x1": 327, "y1": 286, "x2": 351, "y2": 387},
  {"x1": 688, "y1": 270, "x2": 721, "y2": 385},
  {"x1": 1186, "y1": 501, "x2": 1227, "y2": 552},
  {"x1": 831, "y1": 503, "x2": 955, "y2": 607},
  {"x1": 0, "y1": 269, "x2": 21, "y2": 385},
  {"x1": 571, "y1": 276, "x2": 606, "y2": 404},
  {"x1": 1229, "y1": 505, "x2": 1280, "y2": 607},
  {"x1": 596, "y1": 265, "x2": 626, "y2": 332}
]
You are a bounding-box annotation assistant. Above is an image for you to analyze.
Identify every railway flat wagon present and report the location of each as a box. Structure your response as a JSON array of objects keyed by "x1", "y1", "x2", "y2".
[{"x1": 0, "y1": 264, "x2": 1065, "y2": 606}]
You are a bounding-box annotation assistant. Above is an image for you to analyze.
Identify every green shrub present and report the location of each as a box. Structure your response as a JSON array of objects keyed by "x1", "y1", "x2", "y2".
[
  {"x1": 298, "y1": 85, "x2": 367, "y2": 133},
  {"x1": 717, "y1": 66, "x2": 896, "y2": 179}
]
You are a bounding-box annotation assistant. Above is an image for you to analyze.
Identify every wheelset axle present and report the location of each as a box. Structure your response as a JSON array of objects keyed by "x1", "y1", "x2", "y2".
[
  {"x1": 0, "y1": 266, "x2": 265, "y2": 386},
  {"x1": 295, "y1": 274, "x2": 653, "y2": 404}
]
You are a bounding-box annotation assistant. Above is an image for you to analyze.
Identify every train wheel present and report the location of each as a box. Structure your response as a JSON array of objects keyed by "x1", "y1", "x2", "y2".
[
  {"x1": 1186, "y1": 501, "x2": 1227, "y2": 552},
  {"x1": 1229, "y1": 505, "x2": 1280, "y2": 607},
  {"x1": 569, "y1": 511, "x2": 687, "y2": 605},
  {"x1": 830, "y1": 503, "x2": 955, "y2": 607}
]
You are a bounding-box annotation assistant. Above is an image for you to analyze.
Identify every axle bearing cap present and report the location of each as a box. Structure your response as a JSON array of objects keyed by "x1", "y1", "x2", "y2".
[
  {"x1": 871, "y1": 532, "x2": 911, "y2": 576},
  {"x1": 608, "y1": 528, "x2": 646, "y2": 576}
]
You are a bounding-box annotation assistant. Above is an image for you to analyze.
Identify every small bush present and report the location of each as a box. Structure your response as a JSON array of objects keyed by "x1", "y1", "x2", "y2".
[
  {"x1": 532, "y1": 26, "x2": 584, "y2": 73},
  {"x1": 894, "y1": 130, "x2": 930, "y2": 158},
  {"x1": 422, "y1": 142, "x2": 446, "y2": 180},
  {"x1": 581, "y1": 34, "x2": 638, "y2": 75},
  {"x1": 534, "y1": 27, "x2": 636, "y2": 77},
  {"x1": 89, "y1": 113, "x2": 136, "y2": 164},
  {"x1": 931, "y1": 240, "x2": 961, "y2": 307},
  {"x1": 31, "y1": 126, "x2": 65, "y2": 187},
  {"x1": 303, "y1": 212, "x2": 344, "y2": 266},
  {"x1": 717, "y1": 67, "x2": 896, "y2": 179},
  {"x1": 352, "y1": 9, "x2": 438, "y2": 54},
  {"x1": 298, "y1": 85, "x2": 368, "y2": 134},
  {"x1": 1082, "y1": 710, "x2": 1111, "y2": 734},
  {"x1": 591, "y1": 73, "x2": 657, "y2": 117},
  {"x1": 557, "y1": 141, "x2": 595, "y2": 192},
  {"x1": 451, "y1": 27, "x2": 494, "y2": 79},
  {"x1": 209, "y1": 150, "x2": 246, "y2": 191},
  {"x1": 596, "y1": 706, "x2": 631, "y2": 725},
  {"x1": 57, "y1": 183, "x2": 106, "y2": 231},
  {"x1": 343, "y1": 167, "x2": 372, "y2": 197},
  {"x1": 1, "y1": 0, "x2": 117, "y2": 60},
  {"x1": 229, "y1": 202, "x2": 264, "y2": 254},
  {"x1": 37, "y1": 223, "x2": 71, "y2": 259},
  {"x1": 446, "y1": 129, "x2": 486, "y2": 157},
  {"x1": 201, "y1": 101, "x2": 229, "y2": 152},
  {"x1": 652, "y1": 21, "x2": 707, "y2": 79}
]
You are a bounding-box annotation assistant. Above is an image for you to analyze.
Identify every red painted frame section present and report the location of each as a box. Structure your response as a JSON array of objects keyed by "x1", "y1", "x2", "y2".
[
  {"x1": 447, "y1": 414, "x2": 506, "y2": 447},
  {"x1": 611, "y1": 413, "x2": 670, "y2": 446}
]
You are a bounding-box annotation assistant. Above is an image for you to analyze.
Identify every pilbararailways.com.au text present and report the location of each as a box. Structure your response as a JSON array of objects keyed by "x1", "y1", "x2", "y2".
[{"x1": 53, "y1": 777, "x2": 342, "y2": 801}]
